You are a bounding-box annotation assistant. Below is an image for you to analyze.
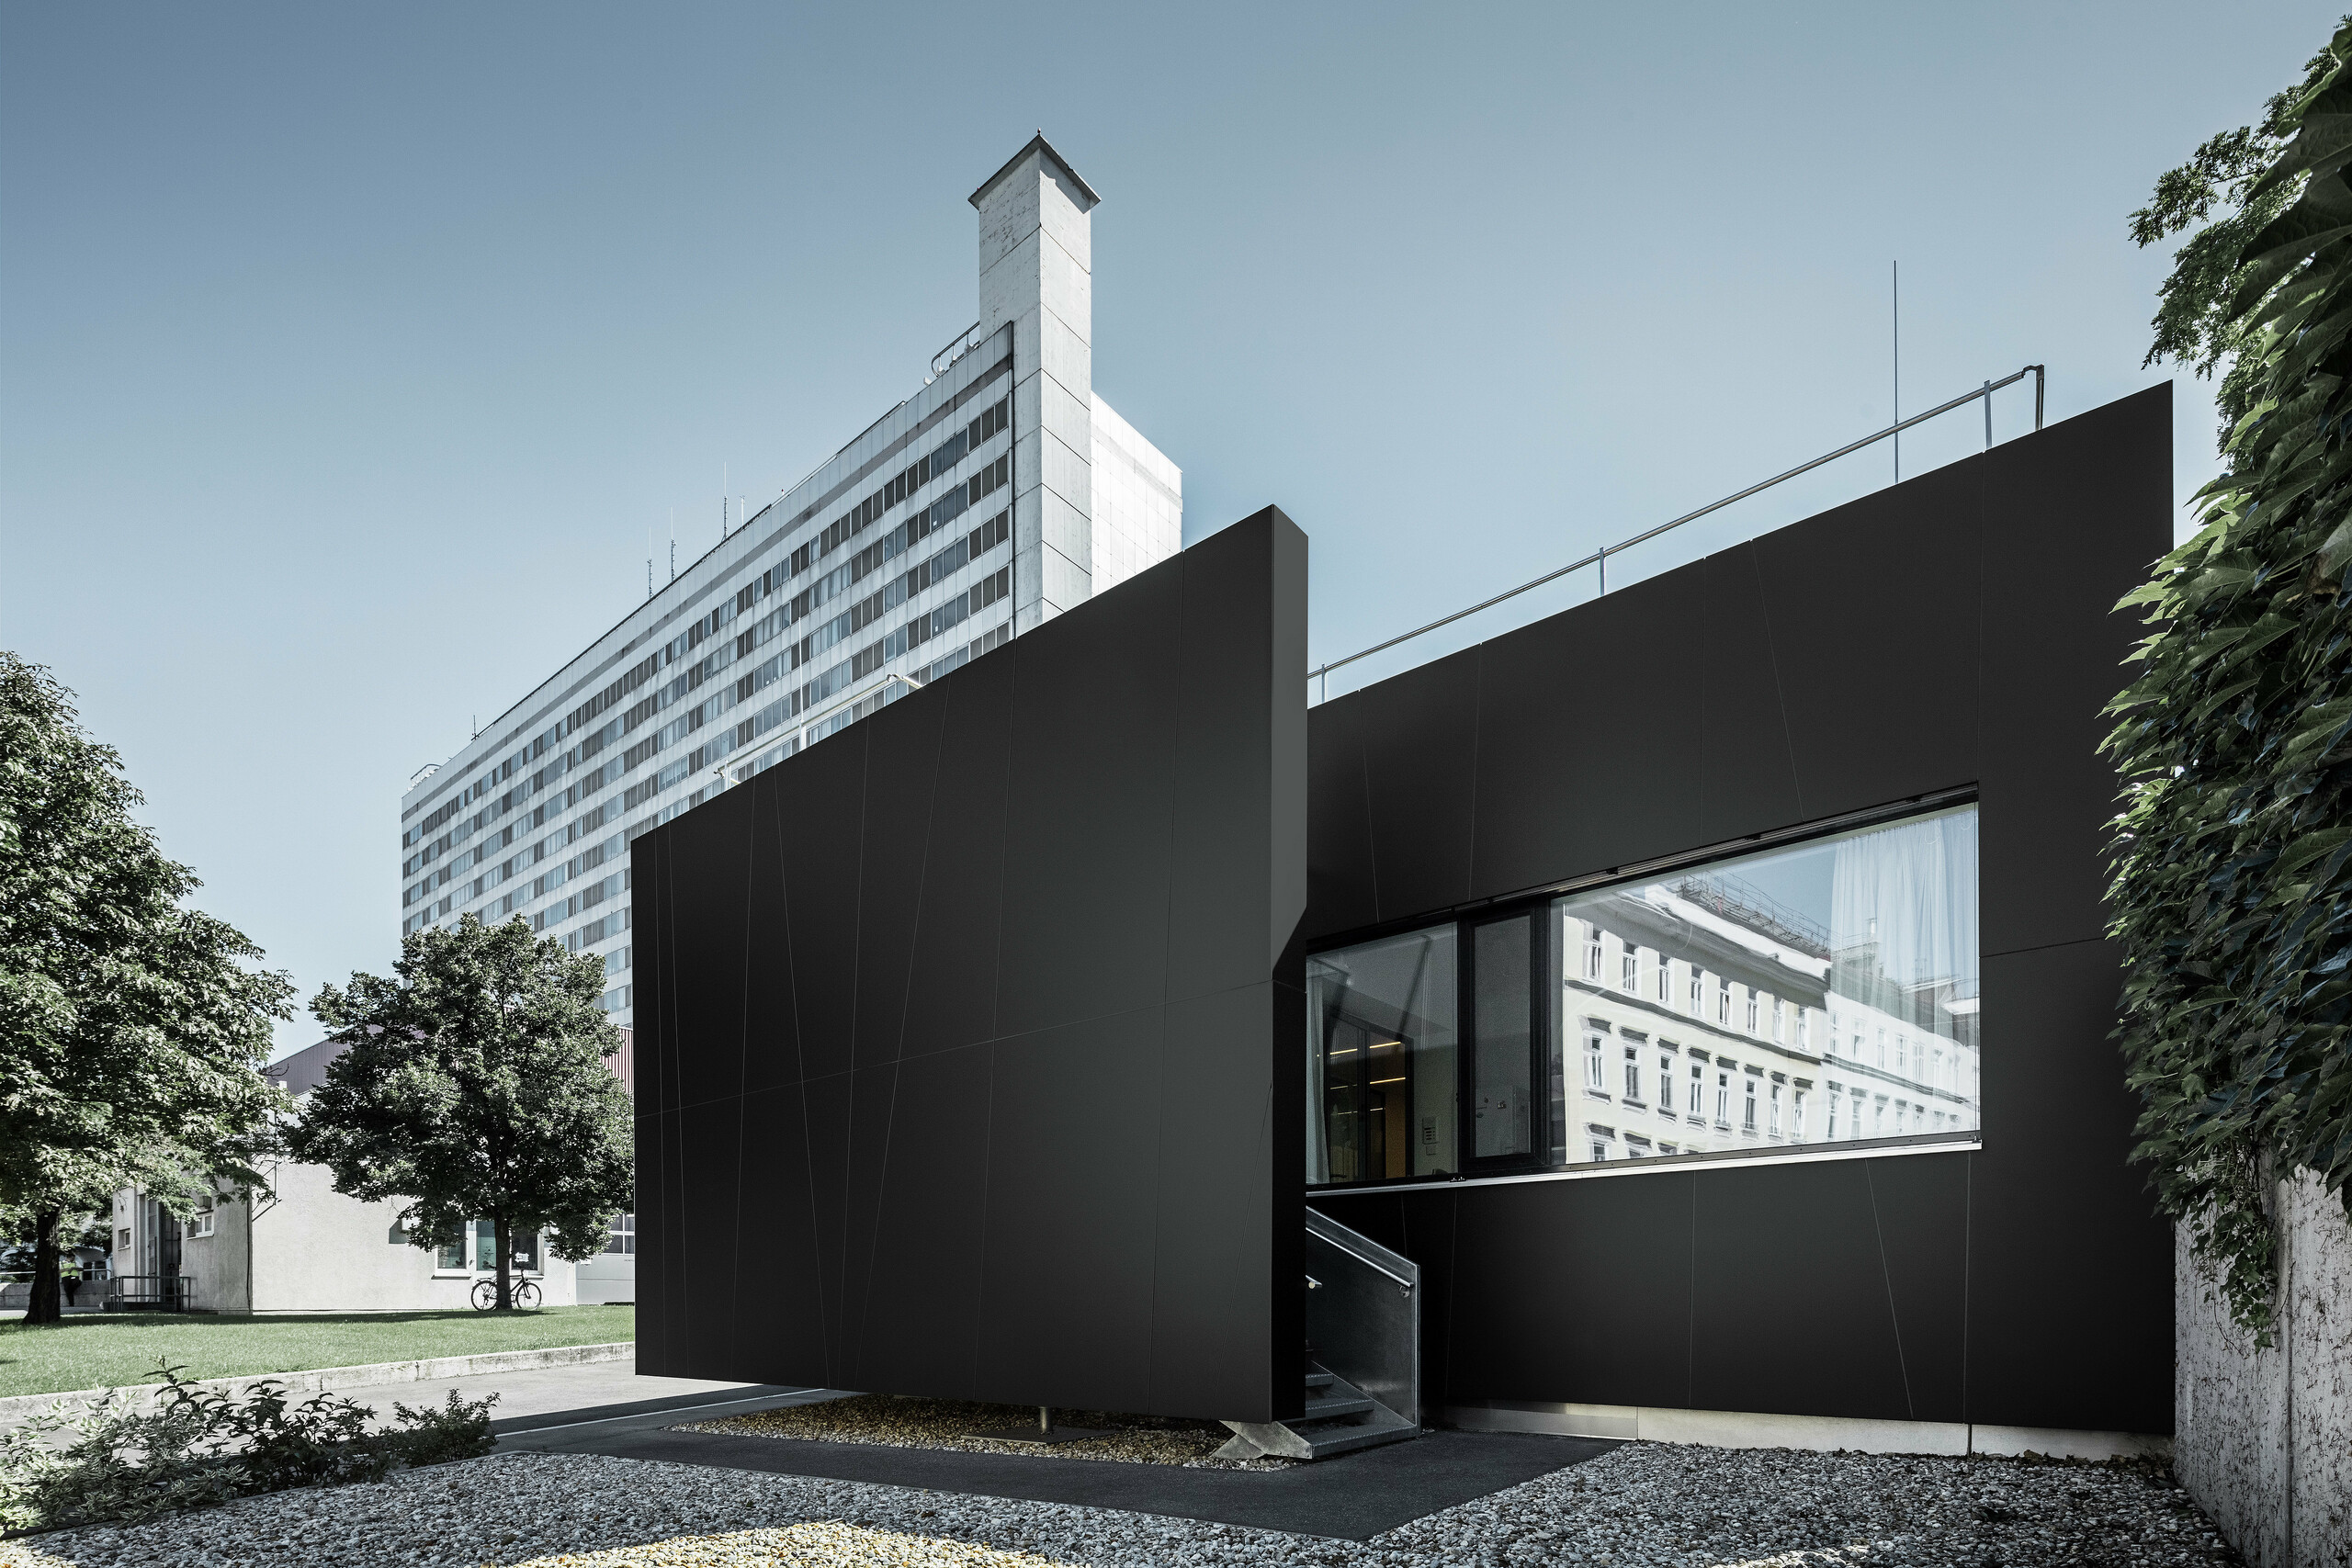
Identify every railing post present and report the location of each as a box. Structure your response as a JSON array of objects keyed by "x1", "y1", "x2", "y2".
[
  {"x1": 1597, "y1": 546, "x2": 1607, "y2": 596},
  {"x1": 1983, "y1": 381, "x2": 1992, "y2": 449}
]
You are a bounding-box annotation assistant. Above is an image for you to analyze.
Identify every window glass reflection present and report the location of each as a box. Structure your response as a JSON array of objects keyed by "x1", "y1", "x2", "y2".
[
  {"x1": 1307, "y1": 924, "x2": 1457, "y2": 1183},
  {"x1": 1472, "y1": 917, "x2": 1533, "y2": 1159},
  {"x1": 1555, "y1": 804, "x2": 1979, "y2": 1165}
]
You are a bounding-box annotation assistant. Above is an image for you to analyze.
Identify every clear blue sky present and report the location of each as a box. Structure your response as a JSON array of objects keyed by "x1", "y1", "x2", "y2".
[{"x1": 4, "y1": 2, "x2": 2334, "y2": 1051}]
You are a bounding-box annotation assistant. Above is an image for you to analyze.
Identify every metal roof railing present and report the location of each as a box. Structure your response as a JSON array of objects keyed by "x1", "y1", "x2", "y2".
[{"x1": 1307, "y1": 365, "x2": 2046, "y2": 703}]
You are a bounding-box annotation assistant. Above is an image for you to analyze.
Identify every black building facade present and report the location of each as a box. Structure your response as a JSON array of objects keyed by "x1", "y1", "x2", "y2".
[
  {"x1": 1305, "y1": 384, "x2": 2173, "y2": 1440},
  {"x1": 633, "y1": 509, "x2": 1308, "y2": 1423},
  {"x1": 639, "y1": 386, "x2": 2174, "y2": 1445}
]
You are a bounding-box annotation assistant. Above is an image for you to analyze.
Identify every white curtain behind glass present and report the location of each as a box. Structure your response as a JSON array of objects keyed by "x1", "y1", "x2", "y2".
[{"x1": 1828, "y1": 807, "x2": 1979, "y2": 1038}]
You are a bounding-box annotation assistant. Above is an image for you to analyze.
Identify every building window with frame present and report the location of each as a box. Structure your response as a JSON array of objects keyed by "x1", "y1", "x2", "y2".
[
  {"x1": 605, "y1": 1213, "x2": 636, "y2": 1256},
  {"x1": 1472, "y1": 915, "x2": 1535, "y2": 1161},
  {"x1": 1308, "y1": 922, "x2": 1460, "y2": 1184},
  {"x1": 1313, "y1": 801, "x2": 1979, "y2": 1186}
]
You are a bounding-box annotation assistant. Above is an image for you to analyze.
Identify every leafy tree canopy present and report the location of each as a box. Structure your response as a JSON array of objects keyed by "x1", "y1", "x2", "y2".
[
  {"x1": 2112, "y1": 18, "x2": 2352, "y2": 1343},
  {"x1": 289, "y1": 914, "x2": 633, "y2": 1309},
  {"x1": 0, "y1": 652, "x2": 293, "y2": 1325}
]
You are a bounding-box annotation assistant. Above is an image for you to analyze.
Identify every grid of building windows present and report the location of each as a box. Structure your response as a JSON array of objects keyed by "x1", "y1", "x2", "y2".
[
  {"x1": 398, "y1": 290, "x2": 1183, "y2": 1036},
  {"x1": 398, "y1": 356, "x2": 1029, "y2": 1021}
]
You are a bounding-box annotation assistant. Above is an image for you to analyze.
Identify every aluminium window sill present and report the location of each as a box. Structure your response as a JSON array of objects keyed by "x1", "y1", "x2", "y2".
[{"x1": 1309, "y1": 1133, "x2": 1982, "y2": 1196}]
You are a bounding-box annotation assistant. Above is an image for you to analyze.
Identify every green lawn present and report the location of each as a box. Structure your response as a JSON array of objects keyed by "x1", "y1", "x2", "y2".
[{"x1": 0, "y1": 1303, "x2": 634, "y2": 1399}]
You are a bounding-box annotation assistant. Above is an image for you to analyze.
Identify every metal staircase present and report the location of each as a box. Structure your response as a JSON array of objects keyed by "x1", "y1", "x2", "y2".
[{"x1": 1214, "y1": 1211, "x2": 1423, "y2": 1461}]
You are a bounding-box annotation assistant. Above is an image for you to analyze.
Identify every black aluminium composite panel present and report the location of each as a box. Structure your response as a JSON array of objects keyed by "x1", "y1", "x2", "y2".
[
  {"x1": 1469, "y1": 566, "x2": 1708, "y2": 901},
  {"x1": 1302, "y1": 386, "x2": 2173, "y2": 1437},
  {"x1": 636, "y1": 508, "x2": 1308, "y2": 1421}
]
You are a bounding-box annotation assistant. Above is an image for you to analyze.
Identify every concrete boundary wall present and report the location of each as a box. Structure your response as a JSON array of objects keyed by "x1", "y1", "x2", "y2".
[
  {"x1": 0, "y1": 1339, "x2": 632, "y2": 1427},
  {"x1": 2177, "y1": 1170, "x2": 2352, "y2": 1568},
  {"x1": 1447, "y1": 1401, "x2": 2170, "y2": 1461}
]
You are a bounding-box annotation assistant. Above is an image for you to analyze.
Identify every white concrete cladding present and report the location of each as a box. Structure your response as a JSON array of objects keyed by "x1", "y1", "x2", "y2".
[
  {"x1": 1091, "y1": 392, "x2": 1182, "y2": 595},
  {"x1": 973, "y1": 134, "x2": 1098, "y2": 633}
]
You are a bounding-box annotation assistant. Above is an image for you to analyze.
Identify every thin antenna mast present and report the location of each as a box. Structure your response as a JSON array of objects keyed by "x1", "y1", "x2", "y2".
[
  {"x1": 669, "y1": 510, "x2": 676, "y2": 582},
  {"x1": 1892, "y1": 261, "x2": 1901, "y2": 485},
  {"x1": 647, "y1": 528, "x2": 653, "y2": 599},
  {"x1": 721, "y1": 463, "x2": 729, "y2": 538}
]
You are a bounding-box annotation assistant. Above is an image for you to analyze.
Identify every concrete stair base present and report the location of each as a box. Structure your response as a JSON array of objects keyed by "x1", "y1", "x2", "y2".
[{"x1": 1215, "y1": 1364, "x2": 1419, "y2": 1461}]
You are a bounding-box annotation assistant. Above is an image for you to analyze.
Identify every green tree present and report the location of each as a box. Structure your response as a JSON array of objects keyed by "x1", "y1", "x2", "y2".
[
  {"x1": 2112, "y1": 19, "x2": 2352, "y2": 1342},
  {"x1": 0, "y1": 653, "x2": 293, "y2": 1326},
  {"x1": 289, "y1": 915, "x2": 632, "y2": 1311}
]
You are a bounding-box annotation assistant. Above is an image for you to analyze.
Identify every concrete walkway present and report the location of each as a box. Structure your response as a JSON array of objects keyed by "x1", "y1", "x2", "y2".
[{"x1": 359, "y1": 1356, "x2": 817, "y2": 1434}]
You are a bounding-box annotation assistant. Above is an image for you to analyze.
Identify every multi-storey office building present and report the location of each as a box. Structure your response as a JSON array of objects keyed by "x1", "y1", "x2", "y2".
[{"x1": 396, "y1": 134, "x2": 1179, "y2": 1028}]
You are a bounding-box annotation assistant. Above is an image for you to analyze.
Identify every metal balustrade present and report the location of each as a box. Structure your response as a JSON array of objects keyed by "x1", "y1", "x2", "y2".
[{"x1": 1307, "y1": 366, "x2": 2048, "y2": 703}]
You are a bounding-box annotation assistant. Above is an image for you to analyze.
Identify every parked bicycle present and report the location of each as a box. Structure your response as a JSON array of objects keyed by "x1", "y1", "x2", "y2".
[{"x1": 470, "y1": 1278, "x2": 540, "y2": 1310}]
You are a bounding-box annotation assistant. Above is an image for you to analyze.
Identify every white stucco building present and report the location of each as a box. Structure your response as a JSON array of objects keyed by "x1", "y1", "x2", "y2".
[{"x1": 108, "y1": 1035, "x2": 582, "y2": 1314}]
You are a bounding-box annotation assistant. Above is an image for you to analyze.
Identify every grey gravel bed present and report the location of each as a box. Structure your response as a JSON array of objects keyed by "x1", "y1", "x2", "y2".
[
  {"x1": 0, "y1": 1440, "x2": 2234, "y2": 1567},
  {"x1": 673, "y1": 1393, "x2": 1293, "y2": 1470}
]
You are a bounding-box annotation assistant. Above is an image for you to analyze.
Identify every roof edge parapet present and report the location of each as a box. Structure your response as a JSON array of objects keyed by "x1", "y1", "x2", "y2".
[{"x1": 969, "y1": 132, "x2": 1100, "y2": 210}]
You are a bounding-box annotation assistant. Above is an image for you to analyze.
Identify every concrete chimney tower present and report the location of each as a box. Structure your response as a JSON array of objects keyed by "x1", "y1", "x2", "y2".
[{"x1": 971, "y1": 134, "x2": 1100, "y2": 633}]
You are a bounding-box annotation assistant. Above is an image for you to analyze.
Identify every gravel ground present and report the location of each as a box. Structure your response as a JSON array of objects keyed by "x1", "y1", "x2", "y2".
[
  {"x1": 673, "y1": 1394, "x2": 1291, "y2": 1470},
  {"x1": 0, "y1": 1439, "x2": 2236, "y2": 1568}
]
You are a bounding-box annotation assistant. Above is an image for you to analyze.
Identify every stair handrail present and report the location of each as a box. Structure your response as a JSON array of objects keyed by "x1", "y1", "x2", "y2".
[{"x1": 1306, "y1": 1218, "x2": 1414, "y2": 1296}]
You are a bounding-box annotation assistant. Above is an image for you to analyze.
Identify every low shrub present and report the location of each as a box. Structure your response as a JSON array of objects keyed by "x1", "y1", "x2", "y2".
[
  {"x1": 381, "y1": 1388, "x2": 500, "y2": 1470},
  {"x1": 0, "y1": 1360, "x2": 500, "y2": 1534}
]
